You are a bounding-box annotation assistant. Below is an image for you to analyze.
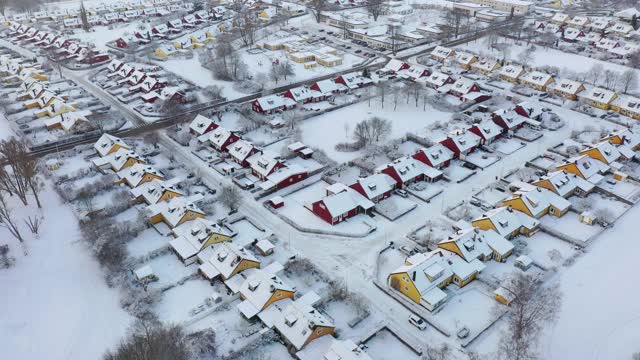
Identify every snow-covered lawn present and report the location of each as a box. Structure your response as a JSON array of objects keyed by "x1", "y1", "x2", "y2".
[
  {"x1": 374, "y1": 196, "x2": 417, "y2": 220},
  {"x1": 570, "y1": 193, "x2": 631, "y2": 220},
  {"x1": 494, "y1": 138, "x2": 526, "y2": 155},
  {"x1": 597, "y1": 177, "x2": 640, "y2": 203},
  {"x1": 145, "y1": 253, "x2": 198, "y2": 290},
  {"x1": 465, "y1": 151, "x2": 500, "y2": 169},
  {"x1": 229, "y1": 218, "x2": 271, "y2": 248},
  {"x1": 541, "y1": 214, "x2": 604, "y2": 244},
  {"x1": 521, "y1": 231, "x2": 580, "y2": 269},
  {"x1": 155, "y1": 279, "x2": 214, "y2": 323},
  {"x1": 0, "y1": 184, "x2": 132, "y2": 359},
  {"x1": 364, "y1": 329, "x2": 420, "y2": 360},
  {"x1": 434, "y1": 285, "x2": 500, "y2": 338},
  {"x1": 126, "y1": 228, "x2": 170, "y2": 258},
  {"x1": 443, "y1": 162, "x2": 475, "y2": 182}
]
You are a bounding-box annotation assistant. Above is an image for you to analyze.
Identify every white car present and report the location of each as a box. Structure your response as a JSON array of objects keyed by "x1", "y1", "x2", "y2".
[{"x1": 409, "y1": 314, "x2": 427, "y2": 330}]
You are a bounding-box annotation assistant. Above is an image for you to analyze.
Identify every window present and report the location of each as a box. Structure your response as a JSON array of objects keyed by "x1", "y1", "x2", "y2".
[
  {"x1": 316, "y1": 329, "x2": 323, "y2": 335},
  {"x1": 454, "y1": 277, "x2": 459, "y2": 284},
  {"x1": 404, "y1": 286, "x2": 409, "y2": 291}
]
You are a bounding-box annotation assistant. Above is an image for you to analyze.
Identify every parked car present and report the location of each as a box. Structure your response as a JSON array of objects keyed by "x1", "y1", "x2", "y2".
[
  {"x1": 409, "y1": 314, "x2": 427, "y2": 330},
  {"x1": 319, "y1": 29, "x2": 325, "y2": 32},
  {"x1": 355, "y1": 49, "x2": 362, "y2": 53},
  {"x1": 469, "y1": 199, "x2": 482, "y2": 207},
  {"x1": 457, "y1": 327, "x2": 470, "y2": 339},
  {"x1": 395, "y1": 189, "x2": 408, "y2": 197}
]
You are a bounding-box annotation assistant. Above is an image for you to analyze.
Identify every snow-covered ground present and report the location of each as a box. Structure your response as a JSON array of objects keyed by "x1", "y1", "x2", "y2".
[{"x1": 0, "y1": 184, "x2": 131, "y2": 359}]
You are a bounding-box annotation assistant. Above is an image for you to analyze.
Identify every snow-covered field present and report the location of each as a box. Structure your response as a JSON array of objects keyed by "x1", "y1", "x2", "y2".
[{"x1": 0, "y1": 185, "x2": 131, "y2": 359}]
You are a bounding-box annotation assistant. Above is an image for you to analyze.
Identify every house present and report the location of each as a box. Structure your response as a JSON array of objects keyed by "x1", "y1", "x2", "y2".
[
  {"x1": 228, "y1": 140, "x2": 259, "y2": 167},
  {"x1": 206, "y1": 127, "x2": 240, "y2": 152},
  {"x1": 412, "y1": 143, "x2": 454, "y2": 169},
  {"x1": 588, "y1": 18, "x2": 610, "y2": 32},
  {"x1": 387, "y1": 249, "x2": 483, "y2": 311},
  {"x1": 189, "y1": 114, "x2": 217, "y2": 136},
  {"x1": 349, "y1": 173, "x2": 396, "y2": 203},
  {"x1": 287, "y1": 141, "x2": 314, "y2": 159},
  {"x1": 43, "y1": 110, "x2": 92, "y2": 133},
  {"x1": 567, "y1": 15, "x2": 590, "y2": 28},
  {"x1": 600, "y1": 129, "x2": 640, "y2": 151},
  {"x1": 556, "y1": 155, "x2": 609, "y2": 183},
  {"x1": 283, "y1": 87, "x2": 327, "y2": 104},
  {"x1": 533, "y1": 170, "x2": 595, "y2": 198},
  {"x1": 170, "y1": 218, "x2": 234, "y2": 264},
  {"x1": 252, "y1": 94, "x2": 296, "y2": 114},
  {"x1": 519, "y1": 71, "x2": 554, "y2": 91},
  {"x1": 198, "y1": 242, "x2": 260, "y2": 281},
  {"x1": 130, "y1": 76, "x2": 166, "y2": 94},
  {"x1": 469, "y1": 119, "x2": 503, "y2": 145},
  {"x1": 472, "y1": 206, "x2": 540, "y2": 239},
  {"x1": 297, "y1": 338, "x2": 373, "y2": 360},
  {"x1": 94, "y1": 133, "x2": 129, "y2": 157},
  {"x1": 515, "y1": 101, "x2": 546, "y2": 120},
  {"x1": 237, "y1": 262, "x2": 295, "y2": 319},
  {"x1": 491, "y1": 109, "x2": 529, "y2": 133},
  {"x1": 454, "y1": 52, "x2": 478, "y2": 70},
  {"x1": 106, "y1": 59, "x2": 124, "y2": 75},
  {"x1": 130, "y1": 179, "x2": 184, "y2": 205},
  {"x1": 610, "y1": 95, "x2": 640, "y2": 120},
  {"x1": 116, "y1": 64, "x2": 135, "y2": 79},
  {"x1": 439, "y1": 227, "x2": 514, "y2": 263},
  {"x1": 116, "y1": 163, "x2": 164, "y2": 188},
  {"x1": 261, "y1": 164, "x2": 309, "y2": 190},
  {"x1": 311, "y1": 183, "x2": 374, "y2": 225},
  {"x1": 335, "y1": 72, "x2": 373, "y2": 90},
  {"x1": 377, "y1": 156, "x2": 442, "y2": 187},
  {"x1": 430, "y1": 46, "x2": 456, "y2": 62},
  {"x1": 258, "y1": 291, "x2": 334, "y2": 351},
  {"x1": 595, "y1": 38, "x2": 620, "y2": 51},
  {"x1": 579, "y1": 141, "x2": 625, "y2": 165},
  {"x1": 608, "y1": 22, "x2": 634, "y2": 37},
  {"x1": 34, "y1": 99, "x2": 77, "y2": 119},
  {"x1": 247, "y1": 152, "x2": 285, "y2": 180},
  {"x1": 561, "y1": 27, "x2": 585, "y2": 42},
  {"x1": 497, "y1": 64, "x2": 525, "y2": 83},
  {"x1": 470, "y1": 57, "x2": 500, "y2": 75},
  {"x1": 502, "y1": 183, "x2": 571, "y2": 219},
  {"x1": 579, "y1": 87, "x2": 618, "y2": 110},
  {"x1": 401, "y1": 65, "x2": 431, "y2": 82},
  {"x1": 423, "y1": 71, "x2": 454, "y2": 89},
  {"x1": 118, "y1": 70, "x2": 146, "y2": 86},
  {"x1": 310, "y1": 79, "x2": 348, "y2": 95},
  {"x1": 609, "y1": 43, "x2": 640, "y2": 59},
  {"x1": 550, "y1": 79, "x2": 586, "y2": 100},
  {"x1": 381, "y1": 58, "x2": 410, "y2": 74},
  {"x1": 92, "y1": 148, "x2": 145, "y2": 172},
  {"x1": 439, "y1": 130, "x2": 482, "y2": 159},
  {"x1": 147, "y1": 196, "x2": 205, "y2": 229},
  {"x1": 154, "y1": 45, "x2": 179, "y2": 59}
]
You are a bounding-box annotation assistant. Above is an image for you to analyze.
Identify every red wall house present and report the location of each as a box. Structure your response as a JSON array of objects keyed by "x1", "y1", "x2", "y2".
[
  {"x1": 271, "y1": 170, "x2": 308, "y2": 190},
  {"x1": 379, "y1": 165, "x2": 423, "y2": 189},
  {"x1": 492, "y1": 112, "x2": 526, "y2": 133},
  {"x1": 251, "y1": 162, "x2": 285, "y2": 180},
  {"x1": 212, "y1": 132, "x2": 240, "y2": 152},
  {"x1": 469, "y1": 126, "x2": 501, "y2": 146},
  {"x1": 311, "y1": 198, "x2": 359, "y2": 225},
  {"x1": 439, "y1": 138, "x2": 463, "y2": 159},
  {"x1": 412, "y1": 151, "x2": 451, "y2": 169},
  {"x1": 190, "y1": 122, "x2": 218, "y2": 136},
  {"x1": 349, "y1": 182, "x2": 392, "y2": 203},
  {"x1": 115, "y1": 38, "x2": 129, "y2": 48}
]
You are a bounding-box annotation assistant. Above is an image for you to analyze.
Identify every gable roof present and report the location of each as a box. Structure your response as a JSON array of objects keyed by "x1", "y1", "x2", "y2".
[
  {"x1": 117, "y1": 163, "x2": 163, "y2": 187},
  {"x1": 536, "y1": 170, "x2": 595, "y2": 197},
  {"x1": 94, "y1": 133, "x2": 128, "y2": 156},
  {"x1": 352, "y1": 173, "x2": 396, "y2": 200},
  {"x1": 228, "y1": 139, "x2": 256, "y2": 162},
  {"x1": 473, "y1": 206, "x2": 540, "y2": 238},
  {"x1": 416, "y1": 143, "x2": 454, "y2": 168},
  {"x1": 130, "y1": 178, "x2": 183, "y2": 204},
  {"x1": 319, "y1": 183, "x2": 374, "y2": 217},
  {"x1": 146, "y1": 196, "x2": 204, "y2": 227},
  {"x1": 237, "y1": 262, "x2": 292, "y2": 318},
  {"x1": 197, "y1": 242, "x2": 259, "y2": 280},
  {"x1": 189, "y1": 114, "x2": 215, "y2": 135}
]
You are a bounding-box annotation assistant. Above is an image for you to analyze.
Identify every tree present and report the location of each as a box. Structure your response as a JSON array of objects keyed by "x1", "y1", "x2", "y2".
[
  {"x1": 496, "y1": 273, "x2": 562, "y2": 360},
  {"x1": 11, "y1": 0, "x2": 41, "y2": 15},
  {"x1": 0, "y1": 192, "x2": 24, "y2": 244},
  {"x1": 219, "y1": 185, "x2": 241, "y2": 212},
  {"x1": 203, "y1": 85, "x2": 224, "y2": 100},
  {"x1": 586, "y1": 64, "x2": 604, "y2": 86},
  {"x1": 603, "y1": 69, "x2": 619, "y2": 90},
  {"x1": 308, "y1": 0, "x2": 327, "y2": 23},
  {"x1": 80, "y1": 0, "x2": 91, "y2": 32},
  {"x1": 618, "y1": 69, "x2": 637, "y2": 93},
  {"x1": 366, "y1": 0, "x2": 385, "y2": 22},
  {"x1": 235, "y1": 7, "x2": 257, "y2": 47},
  {"x1": 103, "y1": 316, "x2": 192, "y2": 360},
  {"x1": 0, "y1": 0, "x2": 7, "y2": 17},
  {"x1": 353, "y1": 117, "x2": 391, "y2": 145},
  {"x1": 0, "y1": 138, "x2": 39, "y2": 206},
  {"x1": 444, "y1": 9, "x2": 463, "y2": 38}
]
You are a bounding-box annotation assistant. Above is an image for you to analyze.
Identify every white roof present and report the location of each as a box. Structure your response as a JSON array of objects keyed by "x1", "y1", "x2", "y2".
[
  {"x1": 353, "y1": 173, "x2": 396, "y2": 200},
  {"x1": 551, "y1": 78, "x2": 584, "y2": 95},
  {"x1": 583, "y1": 141, "x2": 622, "y2": 164},
  {"x1": 207, "y1": 126, "x2": 235, "y2": 148},
  {"x1": 383, "y1": 58, "x2": 407, "y2": 73},
  {"x1": 507, "y1": 184, "x2": 572, "y2": 217},
  {"x1": 446, "y1": 78, "x2": 478, "y2": 95},
  {"x1": 378, "y1": 156, "x2": 441, "y2": 183},
  {"x1": 473, "y1": 119, "x2": 502, "y2": 140},
  {"x1": 117, "y1": 163, "x2": 163, "y2": 188},
  {"x1": 560, "y1": 155, "x2": 609, "y2": 181},
  {"x1": 146, "y1": 195, "x2": 204, "y2": 228},
  {"x1": 425, "y1": 71, "x2": 451, "y2": 87},
  {"x1": 319, "y1": 183, "x2": 374, "y2": 217},
  {"x1": 471, "y1": 57, "x2": 499, "y2": 72},
  {"x1": 256, "y1": 94, "x2": 295, "y2": 111},
  {"x1": 431, "y1": 45, "x2": 454, "y2": 59},
  {"x1": 91, "y1": 147, "x2": 144, "y2": 171},
  {"x1": 520, "y1": 71, "x2": 553, "y2": 86},
  {"x1": 324, "y1": 339, "x2": 372, "y2": 360},
  {"x1": 536, "y1": 170, "x2": 594, "y2": 197},
  {"x1": 473, "y1": 206, "x2": 540, "y2": 238},
  {"x1": 130, "y1": 178, "x2": 182, "y2": 204},
  {"x1": 247, "y1": 152, "x2": 281, "y2": 178},
  {"x1": 455, "y1": 52, "x2": 476, "y2": 65},
  {"x1": 237, "y1": 262, "x2": 292, "y2": 318},
  {"x1": 228, "y1": 139, "x2": 255, "y2": 162},
  {"x1": 198, "y1": 242, "x2": 259, "y2": 280},
  {"x1": 417, "y1": 143, "x2": 454, "y2": 168},
  {"x1": 579, "y1": 87, "x2": 617, "y2": 104},
  {"x1": 262, "y1": 164, "x2": 307, "y2": 189},
  {"x1": 493, "y1": 109, "x2": 528, "y2": 129},
  {"x1": 448, "y1": 130, "x2": 482, "y2": 152},
  {"x1": 338, "y1": 72, "x2": 373, "y2": 89},
  {"x1": 189, "y1": 114, "x2": 215, "y2": 135},
  {"x1": 94, "y1": 133, "x2": 128, "y2": 157},
  {"x1": 170, "y1": 218, "x2": 234, "y2": 260},
  {"x1": 313, "y1": 79, "x2": 346, "y2": 94},
  {"x1": 134, "y1": 265, "x2": 153, "y2": 280},
  {"x1": 498, "y1": 64, "x2": 524, "y2": 79}
]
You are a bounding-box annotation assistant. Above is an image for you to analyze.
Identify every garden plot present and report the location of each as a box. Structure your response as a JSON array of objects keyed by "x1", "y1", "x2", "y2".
[
  {"x1": 597, "y1": 176, "x2": 640, "y2": 204},
  {"x1": 325, "y1": 165, "x2": 364, "y2": 185},
  {"x1": 433, "y1": 285, "x2": 501, "y2": 339},
  {"x1": 442, "y1": 162, "x2": 475, "y2": 182},
  {"x1": 446, "y1": 202, "x2": 484, "y2": 223},
  {"x1": 276, "y1": 180, "x2": 378, "y2": 236},
  {"x1": 192, "y1": 146, "x2": 222, "y2": 164},
  {"x1": 321, "y1": 298, "x2": 377, "y2": 339},
  {"x1": 144, "y1": 253, "x2": 198, "y2": 290},
  {"x1": 481, "y1": 256, "x2": 545, "y2": 285},
  {"x1": 552, "y1": 138, "x2": 584, "y2": 155},
  {"x1": 493, "y1": 138, "x2": 526, "y2": 155},
  {"x1": 474, "y1": 184, "x2": 511, "y2": 207},
  {"x1": 155, "y1": 279, "x2": 216, "y2": 324},
  {"x1": 529, "y1": 154, "x2": 562, "y2": 172},
  {"x1": 406, "y1": 180, "x2": 446, "y2": 202},
  {"x1": 570, "y1": 193, "x2": 631, "y2": 220},
  {"x1": 378, "y1": 248, "x2": 410, "y2": 282},
  {"x1": 540, "y1": 214, "x2": 603, "y2": 244},
  {"x1": 520, "y1": 232, "x2": 580, "y2": 269},
  {"x1": 364, "y1": 329, "x2": 420, "y2": 360},
  {"x1": 465, "y1": 151, "x2": 500, "y2": 169},
  {"x1": 397, "y1": 140, "x2": 424, "y2": 156},
  {"x1": 374, "y1": 196, "x2": 417, "y2": 221},
  {"x1": 299, "y1": 98, "x2": 453, "y2": 164},
  {"x1": 241, "y1": 341, "x2": 295, "y2": 360},
  {"x1": 229, "y1": 218, "x2": 272, "y2": 248},
  {"x1": 408, "y1": 219, "x2": 454, "y2": 250},
  {"x1": 126, "y1": 228, "x2": 171, "y2": 258},
  {"x1": 242, "y1": 127, "x2": 284, "y2": 147},
  {"x1": 112, "y1": 206, "x2": 140, "y2": 223},
  {"x1": 514, "y1": 127, "x2": 542, "y2": 142}
]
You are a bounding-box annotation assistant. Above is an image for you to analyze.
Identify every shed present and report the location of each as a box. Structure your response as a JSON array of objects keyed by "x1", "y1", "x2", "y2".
[
  {"x1": 494, "y1": 286, "x2": 515, "y2": 305},
  {"x1": 579, "y1": 211, "x2": 595, "y2": 226},
  {"x1": 514, "y1": 255, "x2": 533, "y2": 271},
  {"x1": 256, "y1": 239, "x2": 275, "y2": 256},
  {"x1": 268, "y1": 196, "x2": 285, "y2": 209},
  {"x1": 46, "y1": 158, "x2": 61, "y2": 171},
  {"x1": 134, "y1": 265, "x2": 155, "y2": 282}
]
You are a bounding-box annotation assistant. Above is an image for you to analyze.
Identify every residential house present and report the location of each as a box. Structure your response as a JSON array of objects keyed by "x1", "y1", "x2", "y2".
[
  {"x1": 237, "y1": 262, "x2": 295, "y2": 319},
  {"x1": 533, "y1": 170, "x2": 595, "y2": 198},
  {"x1": 579, "y1": 141, "x2": 625, "y2": 165},
  {"x1": 198, "y1": 242, "x2": 260, "y2": 281},
  {"x1": 579, "y1": 87, "x2": 618, "y2": 109},
  {"x1": 92, "y1": 148, "x2": 145, "y2": 172},
  {"x1": 189, "y1": 114, "x2": 217, "y2": 136},
  {"x1": 412, "y1": 143, "x2": 454, "y2": 169},
  {"x1": 147, "y1": 196, "x2": 205, "y2": 229},
  {"x1": 550, "y1": 78, "x2": 586, "y2": 100},
  {"x1": 206, "y1": 126, "x2": 240, "y2": 152},
  {"x1": 470, "y1": 57, "x2": 500, "y2": 75},
  {"x1": 387, "y1": 249, "x2": 483, "y2": 311},
  {"x1": 439, "y1": 227, "x2": 514, "y2": 262},
  {"x1": 43, "y1": 110, "x2": 92, "y2": 133},
  {"x1": 430, "y1": 46, "x2": 456, "y2": 62},
  {"x1": 439, "y1": 130, "x2": 482, "y2": 159},
  {"x1": 423, "y1": 71, "x2": 454, "y2": 89},
  {"x1": 610, "y1": 95, "x2": 640, "y2": 120},
  {"x1": 252, "y1": 94, "x2": 297, "y2": 114},
  {"x1": 311, "y1": 183, "x2": 374, "y2": 225},
  {"x1": 502, "y1": 183, "x2": 572, "y2": 218},
  {"x1": 550, "y1": 13, "x2": 569, "y2": 25},
  {"x1": 519, "y1": 71, "x2": 554, "y2": 91},
  {"x1": 247, "y1": 152, "x2": 285, "y2": 180},
  {"x1": 472, "y1": 206, "x2": 540, "y2": 239},
  {"x1": 116, "y1": 163, "x2": 164, "y2": 188},
  {"x1": 335, "y1": 72, "x2": 373, "y2": 90},
  {"x1": 130, "y1": 179, "x2": 184, "y2": 205},
  {"x1": 310, "y1": 79, "x2": 348, "y2": 95},
  {"x1": 94, "y1": 133, "x2": 129, "y2": 157},
  {"x1": 600, "y1": 129, "x2": 640, "y2": 151},
  {"x1": 228, "y1": 139, "x2": 259, "y2": 167},
  {"x1": 260, "y1": 164, "x2": 309, "y2": 190},
  {"x1": 170, "y1": 218, "x2": 234, "y2": 264},
  {"x1": 377, "y1": 156, "x2": 443, "y2": 187},
  {"x1": 349, "y1": 173, "x2": 396, "y2": 203},
  {"x1": 469, "y1": 119, "x2": 503, "y2": 145},
  {"x1": 455, "y1": 52, "x2": 478, "y2": 70},
  {"x1": 497, "y1": 64, "x2": 525, "y2": 83},
  {"x1": 491, "y1": 109, "x2": 529, "y2": 133},
  {"x1": 556, "y1": 155, "x2": 609, "y2": 183},
  {"x1": 283, "y1": 87, "x2": 327, "y2": 104}
]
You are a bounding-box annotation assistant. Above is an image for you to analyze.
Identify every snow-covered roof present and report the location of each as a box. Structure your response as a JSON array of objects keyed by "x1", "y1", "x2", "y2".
[
  {"x1": 146, "y1": 196, "x2": 204, "y2": 228},
  {"x1": 582, "y1": 141, "x2": 622, "y2": 164},
  {"x1": 441, "y1": 227, "x2": 513, "y2": 261},
  {"x1": 383, "y1": 58, "x2": 407, "y2": 73},
  {"x1": 94, "y1": 133, "x2": 128, "y2": 157},
  {"x1": 550, "y1": 13, "x2": 569, "y2": 23},
  {"x1": 378, "y1": 156, "x2": 426, "y2": 183},
  {"x1": 430, "y1": 45, "x2": 455, "y2": 59},
  {"x1": 455, "y1": 52, "x2": 477, "y2": 65},
  {"x1": 472, "y1": 119, "x2": 502, "y2": 140},
  {"x1": 352, "y1": 173, "x2": 396, "y2": 200},
  {"x1": 338, "y1": 72, "x2": 373, "y2": 89},
  {"x1": 256, "y1": 94, "x2": 295, "y2": 111},
  {"x1": 559, "y1": 155, "x2": 609, "y2": 182},
  {"x1": 446, "y1": 78, "x2": 478, "y2": 95},
  {"x1": 425, "y1": 71, "x2": 451, "y2": 87},
  {"x1": 470, "y1": 57, "x2": 499, "y2": 72},
  {"x1": 536, "y1": 170, "x2": 595, "y2": 197},
  {"x1": 130, "y1": 178, "x2": 183, "y2": 204},
  {"x1": 134, "y1": 265, "x2": 153, "y2": 280},
  {"x1": 498, "y1": 64, "x2": 524, "y2": 79},
  {"x1": 117, "y1": 163, "x2": 163, "y2": 188},
  {"x1": 286, "y1": 86, "x2": 322, "y2": 102},
  {"x1": 237, "y1": 262, "x2": 292, "y2": 318},
  {"x1": 506, "y1": 183, "x2": 572, "y2": 217},
  {"x1": 567, "y1": 16, "x2": 589, "y2": 27},
  {"x1": 228, "y1": 139, "x2": 256, "y2": 163},
  {"x1": 198, "y1": 242, "x2": 259, "y2": 280},
  {"x1": 615, "y1": 7, "x2": 640, "y2": 20},
  {"x1": 493, "y1": 109, "x2": 528, "y2": 129},
  {"x1": 579, "y1": 87, "x2": 617, "y2": 104},
  {"x1": 247, "y1": 152, "x2": 281, "y2": 178},
  {"x1": 207, "y1": 126, "x2": 235, "y2": 148},
  {"x1": 258, "y1": 291, "x2": 332, "y2": 351},
  {"x1": 448, "y1": 129, "x2": 482, "y2": 152},
  {"x1": 401, "y1": 65, "x2": 430, "y2": 81},
  {"x1": 189, "y1": 114, "x2": 215, "y2": 135},
  {"x1": 262, "y1": 164, "x2": 307, "y2": 189},
  {"x1": 319, "y1": 183, "x2": 374, "y2": 217},
  {"x1": 520, "y1": 71, "x2": 553, "y2": 86},
  {"x1": 562, "y1": 27, "x2": 584, "y2": 40},
  {"x1": 170, "y1": 218, "x2": 234, "y2": 260},
  {"x1": 92, "y1": 147, "x2": 144, "y2": 171},
  {"x1": 551, "y1": 78, "x2": 584, "y2": 95},
  {"x1": 416, "y1": 143, "x2": 454, "y2": 168},
  {"x1": 595, "y1": 38, "x2": 619, "y2": 50},
  {"x1": 608, "y1": 22, "x2": 634, "y2": 35},
  {"x1": 43, "y1": 110, "x2": 91, "y2": 132},
  {"x1": 609, "y1": 43, "x2": 640, "y2": 57},
  {"x1": 473, "y1": 206, "x2": 540, "y2": 238},
  {"x1": 313, "y1": 79, "x2": 346, "y2": 94}
]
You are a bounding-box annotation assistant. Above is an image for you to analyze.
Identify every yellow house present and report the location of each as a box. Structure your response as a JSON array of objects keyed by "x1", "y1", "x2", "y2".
[
  {"x1": 579, "y1": 141, "x2": 622, "y2": 165},
  {"x1": 470, "y1": 58, "x2": 501, "y2": 75},
  {"x1": 579, "y1": 87, "x2": 618, "y2": 110},
  {"x1": 556, "y1": 155, "x2": 609, "y2": 181},
  {"x1": 600, "y1": 129, "x2": 640, "y2": 151},
  {"x1": 472, "y1": 206, "x2": 540, "y2": 239},
  {"x1": 519, "y1": 71, "x2": 554, "y2": 91},
  {"x1": 34, "y1": 100, "x2": 77, "y2": 118},
  {"x1": 116, "y1": 163, "x2": 164, "y2": 188},
  {"x1": 198, "y1": 242, "x2": 261, "y2": 281},
  {"x1": 154, "y1": 45, "x2": 178, "y2": 59},
  {"x1": 169, "y1": 218, "x2": 234, "y2": 264},
  {"x1": 130, "y1": 179, "x2": 184, "y2": 205},
  {"x1": 550, "y1": 79, "x2": 585, "y2": 100},
  {"x1": 498, "y1": 64, "x2": 525, "y2": 83},
  {"x1": 533, "y1": 170, "x2": 595, "y2": 198},
  {"x1": 388, "y1": 249, "x2": 481, "y2": 311},
  {"x1": 438, "y1": 228, "x2": 514, "y2": 263},
  {"x1": 611, "y1": 95, "x2": 640, "y2": 120},
  {"x1": 25, "y1": 90, "x2": 58, "y2": 109},
  {"x1": 455, "y1": 52, "x2": 478, "y2": 70},
  {"x1": 147, "y1": 197, "x2": 205, "y2": 229},
  {"x1": 502, "y1": 185, "x2": 571, "y2": 219},
  {"x1": 94, "y1": 133, "x2": 130, "y2": 157},
  {"x1": 91, "y1": 148, "x2": 145, "y2": 172},
  {"x1": 237, "y1": 262, "x2": 295, "y2": 319}
]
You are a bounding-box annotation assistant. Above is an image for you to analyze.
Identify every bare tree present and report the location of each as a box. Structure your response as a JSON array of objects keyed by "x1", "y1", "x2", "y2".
[
  {"x1": 235, "y1": 7, "x2": 257, "y2": 47},
  {"x1": 422, "y1": 343, "x2": 451, "y2": 360},
  {"x1": 444, "y1": 9, "x2": 463, "y2": 38},
  {"x1": 203, "y1": 85, "x2": 224, "y2": 100},
  {"x1": 219, "y1": 185, "x2": 241, "y2": 212},
  {"x1": 496, "y1": 272, "x2": 562, "y2": 360},
  {"x1": 0, "y1": 138, "x2": 34, "y2": 206},
  {"x1": 80, "y1": 0, "x2": 91, "y2": 32},
  {"x1": 0, "y1": 192, "x2": 24, "y2": 244},
  {"x1": 353, "y1": 117, "x2": 391, "y2": 145},
  {"x1": 24, "y1": 215, "x2": 43, "y2": 236},
  {"x1": 586, "y1": 64, "x2": 604, "y2": 86},
  {"x1": 307, "y1": 0, "x2": 327, "y2": 23},
  {"x1": 603, "y1": 69, "x2": 619, "y2": 90},
  {"x1": 0, "y1": 243, "x2": 15, "y2": 268},
  {"x1": 0, "y1": 0, "x2": 8, "y2": 16},
  {"x1": 618, "y1": 69, "x2": 637, "y2": 93},
  {"x1": 366, "y1": 0, "x2": 385, "y2": 22}
]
